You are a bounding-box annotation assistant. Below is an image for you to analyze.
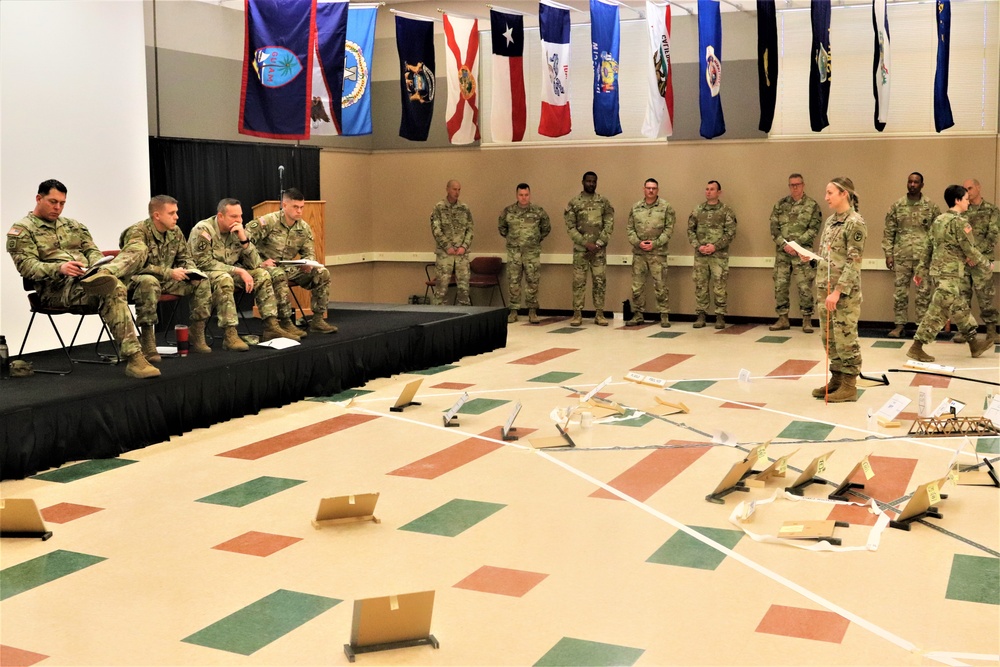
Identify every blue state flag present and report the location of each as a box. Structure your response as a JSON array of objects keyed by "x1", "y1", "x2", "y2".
[
  {"x1": 697, "y1": 0, "x2": 725, "y2": 139},
  {"x1": 342, "y1": 6, "x2": 377, "y2": 136},
  {"x1": 590, "y1": 0, "x2": 622, "y2": 137},
  {"x1": 396, "y1": 16, "x2": 436, "y2": 142},
  {"x1": 933, "y1": 0, "x2": 954, "y2": 133},
  {"x1": 239, "y1": 0, "x2": 316, "y2": 140}
]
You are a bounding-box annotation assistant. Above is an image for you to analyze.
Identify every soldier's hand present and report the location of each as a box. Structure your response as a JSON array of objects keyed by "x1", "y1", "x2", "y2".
[
  {"x1": 261, "y1": 258, "x2": 276, "y2": 268},
  {"x1": 913, "y1": 275, "x2": 922, "y2": 287},
  {"x1": 584, "y1": 242, "x2": 599, "y2": 253},
  {"x1": 639, "y1": 240, "x2": 653, "y2": 251},
  {"x1": 456, "y1": 247, "x2": 466, "y2": 256},
  {"x1": 235, "y1": 268, "x2": 254, "y2": 292},
  {"x1": 446, "y1": 246, "x2": 457, "y2": 256},
  {"x1": 170, "y1": 268, "x2": 188, "y2": 282},
  {"x1": 825, "y1": 290, "x2": 841, "y2": 311},
  {"x1": 885, "y1": 256, "x2": 894, "y2": 270},
  {"x1": 60, "y1": 260, "x2": 86, "y2": 277},
  {"x1": 783, "y1": 244, "x2": 798, "y2": 256}
]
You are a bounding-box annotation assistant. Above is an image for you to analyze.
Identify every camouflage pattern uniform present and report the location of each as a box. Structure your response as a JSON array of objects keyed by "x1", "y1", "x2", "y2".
[
  {"x1": 882, "y1": 195, "x2": 941, "y2": 325},
  {"x1": 189, "y1": 215, "x2": 280, "y2": 327},
  {"x1": 246, "y1": 210, "x2": 331, "y2": 319},
  {"x1": 498, "y1": 202, "x2": 550, "y2": 309},
  {"x1": 687, "y1": 202, "x2": 737, "y2": 316},
  {"x1": 770, "y1": 194, "x2": 821, "y2": 317},
  {"x1": 958, "y1": 199, "x2": 999, "y2": 328},
  {"x1": 627, "y1": 197, "x2": 675, "y2": 315},
  {"x1": 565, "y1": 192, "x2": 614, "y2": 311},
  {"x1": 119, "y1": 218, "x2": 212, "y2": 326},
  {"x1": 7, "y1": 213, "x2": 142, "y2": 358},
  {"x1": 815, "y1": 209, "x2": 867, "y2": 376},
  {"x1": 430, "y1": 199, "x2": 474, "y2": 306},
  {"x1": 914, "y1": 212, "x2": 990, "y2": 344}
]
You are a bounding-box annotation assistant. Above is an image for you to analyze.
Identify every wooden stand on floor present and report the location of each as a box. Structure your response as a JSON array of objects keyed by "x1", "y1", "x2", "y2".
[
  {"x1": 529, "y1": 424, "x2": 577, "y2": 449},
  {"x1": 744, "y1": 449, "x2": 799, "y2": 489},
  {"x1": 785, "y1": 450, "x2": 835, "y2": 496},
  {"x1": 828, "y1": 455, "x2": 872, "y2": 501},
  {"x1": 501, "y1": 402, "x2": 522, "y2": 441},
  {"x1": 705, "y1": 455, "x2": 757, "y2": 504},
  {"x1": 957, "y1": 458, "x2": 999, "y2": 487},
  {"x1": 0, "y1": 498, "x2": 52, "y2": 540},
  {"x1": 390, "y1": 379, "x2": 423, "y2": 412},
  {"x1": 344, "y1": 590, "x2": 438, "y2": 663},
  {"x1": 889, "y1": 479, "x2": 948, "y2": 531},
  {"x1": 312, "y1": 493, "x2": 381, "y2": 529},
  {"x1": 778, "y1": 519, "x2": 850, "y2": 546},
  {"x1": 442, "y1": 392, "x2": 468, "y2": 427}
]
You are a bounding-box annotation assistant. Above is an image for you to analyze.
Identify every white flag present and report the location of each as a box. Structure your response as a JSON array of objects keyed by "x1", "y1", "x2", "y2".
[
  {"x1": 873, "y1": 0, "x2": 891, "y2": 128},
  {"x1": 641, "y1": 1, "x2": 673, "y2": 138}
]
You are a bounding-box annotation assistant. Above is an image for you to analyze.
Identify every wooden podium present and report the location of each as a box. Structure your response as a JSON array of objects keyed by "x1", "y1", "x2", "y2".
[{"x1": 252, "y1": 200, "x2": 326, "y2": 315}]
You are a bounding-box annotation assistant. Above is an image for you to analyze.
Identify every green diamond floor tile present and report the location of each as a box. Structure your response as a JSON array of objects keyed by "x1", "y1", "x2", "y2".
[
  {"x1": 182, "y1": 589, "x2": 341, "y2": 655},
  {"x1": 457, "y1": 398, "x2": 510, "y2": 415},
  {"x1": 606, "y1": 412, "x2": 655, "y2": 428},
  {"x1": 31, "y1": 458, "x2": 138, "y2": 483},
  {"x1": 976, "y1": 437, "x2": 999, "y2": 454},
  {"x1": 528, "y1": 371, "x2": 582, "y2": 383},
  {"x1": 944, "y1": 554, "x2": 999, "y2": 605},
  {"x1": 649, "y1": 331, "x2": 683, "y2": 339},
  {"x1": 549, "y1": 327, "x2": 585, "y2": 334},
  {"x1": 399, "y1": 498, "x2": 506, "y2": 537},
  {"x1": 757, "y1": 335, "x2": 790, "y2": 343},
  {"x1": 411, "y1": 364, "x2": 457, "y2": 375},
  {"x1": 534, "y1": 637, "x2": 644, "y2": 667},
  {"x1": 195, "y1": 477, "x2": 306, "y2": 508},
  {"x1": 0, "y1": 550, "x2": 106, "y2": 601},
  {"x1": 308, "y1": 389, "x2": 373, "y2": 403},
  {"x1": 670, "y1": 380, "x2": 716, "y2": 393},
  {"x1": 647, "y1": 525, "x2": 744, "y2": 571},
  {"x1": 872, "y1": 340, "x2": 906, "y2": 349},
  {"x1": 776, "y1": 421, "x2": 836, "y2": 440}
]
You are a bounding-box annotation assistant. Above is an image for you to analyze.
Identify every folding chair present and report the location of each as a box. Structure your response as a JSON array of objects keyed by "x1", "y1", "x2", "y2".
[{"x1": 468, "y1": 256, "x2": 506, "y2": 307}]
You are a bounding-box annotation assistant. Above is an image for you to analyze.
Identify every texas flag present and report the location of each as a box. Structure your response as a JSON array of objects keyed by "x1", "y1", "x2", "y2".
[
  {"x1": 490, "y1": 9, "x2": 526, "y2": 143},
  {"x1": 538, "y1": 1, "x2": 571, "y2": 138},
  {"x1": 443, "y1": 13, "x2": 481, "y2": 144}
]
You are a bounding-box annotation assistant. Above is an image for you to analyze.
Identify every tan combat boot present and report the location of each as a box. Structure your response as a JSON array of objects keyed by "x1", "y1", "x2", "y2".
[
  {"x1": 812, "y1": 371, "x2": 842, "y2": 398},
  {"x1": 79, "y1": 268, "x2": 118, "y2": 297},
  {"x1": 223, "y1": 326, "x2": 249, "y2": 351},
  {"x1": 309, "y1": 313, "x2": 338, "y2": 334},
  {"x1": 508, "y1": 309, "x2": 519, "y2": 324},
  {"x1": 906, "y1": 340, "x2": 934, "y2": 362},
  {"x1": 139, "y1": 326, "x2": 161, "y2": 364},
  {"x1": 887, "y1": 324, "x2": 905, "y2": 338},
  {"x1": 189, "y1": 320, "x2": 212, "y2": 353},
  {"x1": 693, "y1": 313, "x2": 706, "y2": 329},
  {"x1": 263, "y1": 317, "x2": 288, "y2": 342},
  {"x1": 714, "y1": 314, "x2": 726, "y2": 330},
  {"x1": 660, "y1": 313, "x2": 671, "y2": 328},
  {"x1": 279, "y1": 319, "x2": 306, "y2": 339},
  {"x1": 968, "y1": 335, "x2": 993, "y2": 358},
  {"x1": 125, "y1": 351, "x2": 160, "y2": 379},
  {"x1": 569, "y1": 310, "x2": 583, "y2": 327},
  {"x1": 528, "y1": 308, "x2": 540, "y2": 324},
  {"x1": 626, "y1": 312, "x2": 644, "y2": 327},
  {"x1": 802, "y1": 316, "x2": 815, "y2": 333},
  {"x1": 825, "y1": 374, "x2": 858, "y2": 403},
  {"x1": 594, "y1": 311, "x2": 608, "y2": 326},
  {"x1": 951, "y1": 331, "x2": 966, "y2": 344},
  {"x1": 769, "y1": 315, "x2": 790, "y2": 331}
]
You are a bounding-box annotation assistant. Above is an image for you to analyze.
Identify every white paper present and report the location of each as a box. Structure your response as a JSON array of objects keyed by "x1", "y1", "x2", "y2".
[
  {"x1": 983, "y1": 394, "x2": 1000, "y2": 427},
  {"x1": 256, "y1": 337, "x2": 300, "y2": 349},
  {"x1": 278, "y1": 259, "x2": 324, "y2": 268},
  {"x1": 580, "y1": 376, "x2": 612, "y2": 404},
  {"x1": 443, "y1": 392, "x2": 469, "y2": 422},
  {"x1": 875, "y1": 393, "x2": 911, "y2": 420},
  {"x1": 904, "y1": 359, "x2": 955, "y2": 374},
  {"x1": 931, "y1": 397, "x2": 965, "y2": 418},
  {"x1": 785, "y1": 240, "x2": 822, "y2": 262}
]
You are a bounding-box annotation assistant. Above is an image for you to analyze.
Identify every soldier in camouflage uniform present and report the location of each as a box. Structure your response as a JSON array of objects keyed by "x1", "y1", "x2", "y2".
[
  {"x1": 246, "y1": 188, "x2": 337, "y2": 334},
  {"x1": 6, "y1": 179, "x2": 159, "y2": 378},
  {"x1": 687, "y1": 180, "x2": 737, "y2": 330},
  {"x1": 626, "y1": 178, "x2": 675, "y2": 328},
  {"x1": 119, "y1": 195, "x2": 213, "y2": 363},
  {"x1": 430, "y1": 180, "x2": 474, "y2": 306},
  {"x1": 882, "y1": 172, "x2": 941, "y2": 337},
  {"x1": 952, "y1": 178, "x2": 999, "y2": 343},
  {"x1": 802, "y1": 177, "x2": 866, "y2": 403},
  {"x1": 907, "y1": 185, "x2": 994, "y2": 363},
  {"x1": 565, "y1": 171, "x2": 614, "y2": 326},
  {"x1": 498, "y1": 183, "x2": 550, "y2": 324},
  {"x1": 189, "y1": 198, "x2": 299, "y2": 351},
  {"x1": 769, "y1": 173, "x2": 822, "y2": 333}
]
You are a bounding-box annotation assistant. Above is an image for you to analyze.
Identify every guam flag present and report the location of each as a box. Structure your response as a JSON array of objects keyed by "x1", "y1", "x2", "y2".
[
  {"x1": 590, "y1": 0, "x2": 622, "y2": 137},
  {"x1": 933, "y1": 0, "x2": 954, "y2": 133},
  {"x1": 641, "y1": 0, "x2": 673, "y2": 139},
  {"x1": 756, "y1": 0, "x2": 778, "y2": 133},
  {"x1": 239, "y1": 0, "x2": 316, "y2": 140},
  {"x1": 538, "y1": 1, "x2": 571, "y2": 138},
  {"x1": 809, "y1": 0, "x2": 831, "y2": 133},
  {"x1": 396, "y1": 15, "x2": 435, "y2": 141},
  {"x1": 697, "y1": 0, "x2": 725, "y2": 139},
  {"x1": 309, "y1": 0, "x2": 348, "y2": 136},
  {"x1": 342, "y1": 6, "x2": 376, "y2": 136},
  {"x1": 490, "y1": 9, "x2": 526, "y2": 143}
]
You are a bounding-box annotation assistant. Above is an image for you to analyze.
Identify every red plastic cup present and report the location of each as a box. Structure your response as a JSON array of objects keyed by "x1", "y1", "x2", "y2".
[{"x1": 175, "y1": 324, "x2": 189, "y2": 356}]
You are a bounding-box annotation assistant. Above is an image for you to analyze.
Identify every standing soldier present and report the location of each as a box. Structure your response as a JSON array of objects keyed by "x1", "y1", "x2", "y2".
[
  {"x1": 565, "y1": 171, "x2": 614, "y2": 326},
  {"x1": 688, "y1": 180, "x2": 737, "y2": 329},
  {"x1": 189, "y1": 198, "x2": 299, "y2": 351},
  {"x1": 430, "y1": 180, "x2": 474, "y2": 306},
  {"x1": 882, "y1": 172, "x2": 941, "y2": 337},
  {"x1": 626, "y1": 178, "x2": 675, "y2": 327},
  {"x1": 953, "y1": 178, "x2": 998, "y2": 343},
  {"x1": 119, "y1": 195, "x2": 213, "y2": 363},
  {"x1": 907, "y1": 185, "x2": 994, "y2": 362},
  {"x1": 498, "y1": 183, "x2": 550, "y2": 324},
  {"x1": 246, "y1": 188, "x2": 337, "y2": 334},
  {"x1": 769, "y1": 173, "x2": 822, "y2": 333}
]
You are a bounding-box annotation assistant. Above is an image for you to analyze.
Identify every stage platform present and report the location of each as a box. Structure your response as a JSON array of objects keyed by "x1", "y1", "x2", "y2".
[{"x1": 0, "y1": 303, "x2": 507, "y2": 480}]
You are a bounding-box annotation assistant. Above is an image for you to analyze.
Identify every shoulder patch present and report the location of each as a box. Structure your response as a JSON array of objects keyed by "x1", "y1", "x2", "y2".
[
  {"x1": 200, "y1": 231, "x2": 211, "y2": 241},
  {"x1": 963, "y1": 223, "x2": 973, "y2": 235},
  {"x1": 854, "y1": 231, "x2": 863, "y2": 243},
  {"x1": 8, "y1": 226, "x2": 23, "y2": 236}
]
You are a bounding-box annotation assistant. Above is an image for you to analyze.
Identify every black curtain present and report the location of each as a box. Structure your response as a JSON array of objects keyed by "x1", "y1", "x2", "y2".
[{"x1": 148, "y1": 137, "x2": 321, "y2": 235}]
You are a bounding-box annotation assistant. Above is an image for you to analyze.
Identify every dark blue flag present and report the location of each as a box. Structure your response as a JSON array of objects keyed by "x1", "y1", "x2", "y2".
[
  {"x1": 396, "y1": 16, "x2": 436, "y2": 141},
  {"x1": 239, "y1": 0, "x2": 315, "y2": 139},
  {"x1": 809, "y1": 0, "x2": 831, "y2": 133},
  {"x1": 697, "y1": 0, "x2": 725, "y2": 139},
  {"x1": 757, "y1": 0, "x2": 778, "y2": 133},
  {"x1": 311, "y1": 1, "x2": 347, "y2": 136},
  {"x1": 590, "y1": 0, "x2": 621, "y2": 137},
  {"x1": 934, "y1": 0, "x2": 954, "y2": 133}
]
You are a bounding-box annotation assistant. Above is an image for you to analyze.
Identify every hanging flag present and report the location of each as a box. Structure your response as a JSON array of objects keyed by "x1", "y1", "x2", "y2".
[
  {"x1": 641, "y1": 1, "x2": 673, "y2": 139},
  {"x1": 443, "y1": 14, "x2": 481, "y2": 144},
  {"x1": 697, "y1": 0, "x2": 725, "y2": 139},
  {"x1": 396, "y1": 15, "x2": 436, "y2": 141},
  {"x1": 342, "y1": 6, "x2": 376, "y2": 136},
  {"x1": 538, "y1": 2, "x2": 572, "y2": 138},
  {"x1": 590, "y1": 0, "x2": 622, "y2": 137},
  {"x1": 310, "y1": 0, "x2": 348, "y2": 136},
  {"x1": 490, "y1": 9, "x2": 527, "y2": 143},
  {"x1": 933, "y1": 0, "x2": 954, "y2": 133},
  {"x1": 809, "y1": 0, "x2": 831, "y2": 133},
  {"x1": 756, "y1": 0, "x2": 778, "y2": 133},
  {"x1": 239, "y1": 0, "x2": 316, "y2": 140},
  {"x1": 871, "y1": 0, "x2": 890, "y2": 131}
]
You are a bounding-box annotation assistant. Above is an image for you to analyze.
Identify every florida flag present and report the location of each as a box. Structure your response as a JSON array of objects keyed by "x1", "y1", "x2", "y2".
[
  {"x1": 641, "y1": 0, "x2": 673, "y2": 138},
  {"x1": 539, "y1": 1, "x2": 571, "y2": 137},
  {"x1": 443, "y1": 14, "x2": 481, "y2": 144},
  {"x1": 490, "y1": 9, "x2": 526, "y2": 143}
]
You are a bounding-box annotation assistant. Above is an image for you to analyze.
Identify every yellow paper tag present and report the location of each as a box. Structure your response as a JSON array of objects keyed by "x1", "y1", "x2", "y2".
[
  {"x1": 779, "y1": 524, "x2": 803, "y2": 534},
  {"x1": 861, "y1": 458, "x2": 874, "y2": 480},
  {"x1": 927, "y1": 483, "x2": 941, "y2": 505},
  {"x1": 948, "y1": 464, "x2": 960, "y2": 485},
  {"x1": 756, "y1": 445, "x2": 768, "y2": 463},
  {"x1": 348, "y1": 495, "x2": 356, "y2": 505},
  {"x1": 389, "y1": 595, "x2": 399, "y2": 611},
  {"x1": 777, "y1": 458, "x2": 788, "y2": 474},
  {"x1": 817, "y1": 457, "x2": 827, "y2": 474}
]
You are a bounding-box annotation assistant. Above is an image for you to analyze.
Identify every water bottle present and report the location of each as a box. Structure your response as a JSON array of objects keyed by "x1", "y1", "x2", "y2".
[{"x1": 0, "y1": 335, "x2": 9, "y2": 380}]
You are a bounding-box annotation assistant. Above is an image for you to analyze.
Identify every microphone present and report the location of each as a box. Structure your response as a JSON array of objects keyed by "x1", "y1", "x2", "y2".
[{"x1": 278, "y1": 165, "x2": 285, "y2": 176}]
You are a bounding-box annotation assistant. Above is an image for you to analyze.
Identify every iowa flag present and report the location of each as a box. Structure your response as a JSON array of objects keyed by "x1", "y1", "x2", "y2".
[
  {"x1": 443, "y1": 14, "x2": 481, "y2": 144},
  {"x1": 641, "y1": 1, "x2": 673, "y2": 139},
  {"x1": 239, "y1": 0, "x2": 316, "y2": 139},
  {"x1": 490, "y1": 9, "x2": 526, "y2": 143},
  {"x1": 539, "y1": 1, "x2": 572, "y2": 138}
]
